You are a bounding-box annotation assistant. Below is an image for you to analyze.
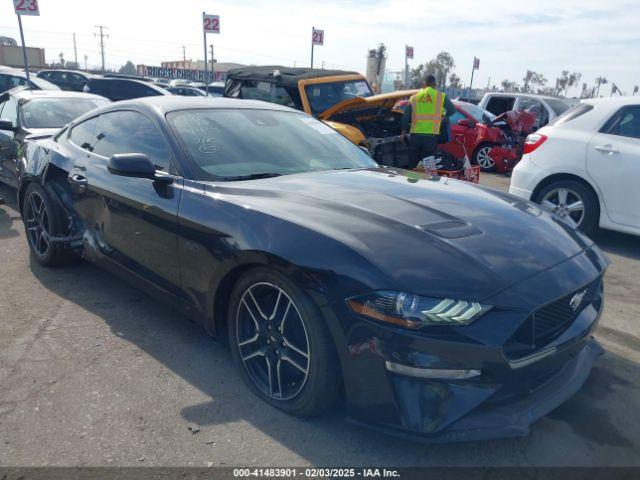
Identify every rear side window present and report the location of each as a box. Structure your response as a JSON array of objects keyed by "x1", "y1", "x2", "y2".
[
  {"x1": 603, "y1": 107, "x2": 640, "y2": 140},
  {"x1": 549, "y1": 103, "x2": 594, "y2": 127},
  {"x1": 89, "y1": 111, "x2": 171, "y2": 170}
]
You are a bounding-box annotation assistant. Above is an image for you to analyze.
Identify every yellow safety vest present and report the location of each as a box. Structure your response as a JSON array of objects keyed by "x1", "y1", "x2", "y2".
[{"x1": 409, "y1": 87, "x2": 445, "y2": 134}]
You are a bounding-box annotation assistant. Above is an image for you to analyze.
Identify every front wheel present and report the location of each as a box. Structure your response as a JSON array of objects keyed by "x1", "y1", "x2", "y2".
[
  {"x1": 473, "y1": 144, "x2": 496, "y2": 171},
  {"x1": 228, "y1": 267, "x2": 341, "y2": 417},
  {"x1": 535, "y1": 180, "x2": 599, "y2": 235}
]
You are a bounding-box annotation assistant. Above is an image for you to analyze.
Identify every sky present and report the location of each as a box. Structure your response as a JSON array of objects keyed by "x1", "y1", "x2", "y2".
[{"x1": 1, "y1": 0, "x2": 639, "y2": 96}]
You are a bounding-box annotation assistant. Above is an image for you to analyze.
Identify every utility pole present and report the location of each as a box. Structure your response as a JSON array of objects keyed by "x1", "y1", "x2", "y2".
[
  {"x1": 84, "y1": 54, "x2": 88, "y2": 70},
  {"x1": 182, "y1": 45, "x2": 186, "y2": 62},
  {"x1": 210, "y1": 44, "x2": 215, "y2": 83},
  {"x1": 73, "y1": 33, "x2": 78, "y2": 67},
  {"x1": 94, "y1": 25, "x2": 108, "y2": 72}
]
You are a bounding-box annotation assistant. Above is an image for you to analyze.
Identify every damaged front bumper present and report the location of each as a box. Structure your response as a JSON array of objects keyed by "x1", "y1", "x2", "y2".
[{"x1": 348, "y1": 338, "x2": 603, "y2": 443}]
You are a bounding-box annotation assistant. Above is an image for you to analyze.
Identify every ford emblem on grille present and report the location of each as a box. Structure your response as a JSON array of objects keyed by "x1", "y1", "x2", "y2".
[{"x1": 569, "y1": 289, "x2": 588, "y2": 311}]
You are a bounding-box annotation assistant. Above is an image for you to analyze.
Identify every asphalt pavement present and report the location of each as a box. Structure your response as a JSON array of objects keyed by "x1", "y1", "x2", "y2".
[{"x1": 1, "y1": 175, "x2": 639, "y2": 467}]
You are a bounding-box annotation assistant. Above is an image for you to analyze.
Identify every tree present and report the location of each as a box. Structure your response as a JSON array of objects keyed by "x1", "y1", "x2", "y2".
[
  {"x1": 448, "y1": 73, "x2": 462, "y2": 89},
  {"x1": 58, "y1": 52, "x2": 65, "y2": 68},
  {"x1": 522, "y1": 70, "x2": 547, "y2": 93},
  {"x1": 556, "y1": 71, "x2": 582, "y2": 97},
  {"x1": 595, "y1": 77, "x2": 608, "y2": 97},
  {"x1": 500, "y1": 79, "x2": 520, "y2": 92},
  {"x1": 0, "y1": 36, "x2": 17, "y2": 46},
  {"x1": 409, "y1": 51, "x2": 455, "y2": 88},
  {"x1": 118, "y1": 61, "x2": 137, "y2": 76}
]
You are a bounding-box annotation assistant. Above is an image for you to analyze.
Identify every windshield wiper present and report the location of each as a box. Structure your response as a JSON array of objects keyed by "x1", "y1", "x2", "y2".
[{"x1": 221, "y1": 172, "x2": 284, "y2": 181}]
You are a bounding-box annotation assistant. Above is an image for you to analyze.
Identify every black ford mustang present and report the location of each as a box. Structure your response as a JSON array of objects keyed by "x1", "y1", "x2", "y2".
[{"x1": 16, "y1": 97, "x2": 608, "y2": 442}]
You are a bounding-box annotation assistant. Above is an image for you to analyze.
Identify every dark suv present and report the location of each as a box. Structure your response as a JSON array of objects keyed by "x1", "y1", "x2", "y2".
[
  {"x1": 36, "y1": 70, "x2": 93, "y2": 92},
  {"x1": 83, "y1": 77, "x2": 170, "y2": 102}
]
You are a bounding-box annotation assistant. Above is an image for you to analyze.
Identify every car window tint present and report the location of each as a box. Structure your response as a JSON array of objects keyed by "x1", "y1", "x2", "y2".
[
  {"x1": 69, "y1": 116, "x2": 101, "y2": 151},
  {"x1": 518, "y1": 98, "x2": 548, "y2": 127},
  {"x1": 90, "y1": 111, "x2": 171, "y2": 170},
  {"x1": 611, "y1": 107, "x2": 640, "y2": 140},
  {"x1": 167, "y1": 109, "x2": 376, "y2": 180},
  {"x1": 21, "y1": 98, "x2": 108, "y2": 129},
  {"x1": 240, "y1": 81, "x2": 296, "y2": 108}
]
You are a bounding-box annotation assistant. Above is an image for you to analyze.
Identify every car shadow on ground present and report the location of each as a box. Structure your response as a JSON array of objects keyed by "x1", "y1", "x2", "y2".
[
  {"x1": 591, "y1": 229, "x2": 640, "y2": 260},
  {"x1": 24, "y1": 248, "x2": 640, "y2": 465}
]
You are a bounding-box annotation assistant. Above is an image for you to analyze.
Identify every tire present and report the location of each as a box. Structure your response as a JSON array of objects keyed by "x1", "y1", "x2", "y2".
[
  {"x1": 22, "y1": 182, "x2": 74, "y2": 267},
  {"x1": 472, "y1": 143, "x2": 496, "y2": 172},
  {"x1": 228, "y1": 267, "x2": 341, "y2": 417},
  {"x1": 534, "y1": 180, "x2": 599, "y2": 235}
]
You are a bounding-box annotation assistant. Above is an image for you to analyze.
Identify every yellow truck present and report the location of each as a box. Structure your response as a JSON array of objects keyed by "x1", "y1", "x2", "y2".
[{"x1": 224, "y1": 66, "x2": 417, "y2": 166}]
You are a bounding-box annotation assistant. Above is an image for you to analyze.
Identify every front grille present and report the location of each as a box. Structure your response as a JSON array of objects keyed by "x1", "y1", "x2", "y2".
[{"x1": 505, "y1": 278, "x2": 603, "y2": 359}]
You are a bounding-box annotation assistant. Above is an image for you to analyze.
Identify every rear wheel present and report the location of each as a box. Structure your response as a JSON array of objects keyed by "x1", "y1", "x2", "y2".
[
  {"x1": 23, "y1": 183, "x2": 74, "y2": 267},
  {"x1": 473, "y1": 144, "x2": 495, "y2": 171},
  {"x1": 228, "y1": 267, "x2": 340, "y2": 417},
  {"x1": 535, "y1": 180, "x2": 598, "y2": 235}
]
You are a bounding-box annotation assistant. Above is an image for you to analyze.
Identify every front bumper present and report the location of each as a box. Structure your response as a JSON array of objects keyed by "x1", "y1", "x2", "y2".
[
  {"x1": 327, "y1": 246, "x2": 608, "y2": 443},
  {"x1": 349, "y1": 338, "x2": 603, "y2": 443}
]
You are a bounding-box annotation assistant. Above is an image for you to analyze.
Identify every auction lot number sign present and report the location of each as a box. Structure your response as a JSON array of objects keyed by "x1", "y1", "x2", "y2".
[
  {"x1": 203, "y1": 14, "x2": 220, "y2": 34},
  {"x1": 312, "y1": 28, "x2": 324, "y2": 45},
  {"x1": 13, "y1": 0, "x2": 40, "y2": 15}
]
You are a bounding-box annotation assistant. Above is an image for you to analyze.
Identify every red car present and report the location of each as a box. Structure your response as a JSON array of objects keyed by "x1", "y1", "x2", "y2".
[
  {"x1": 395, "y1": 99, "x2": 503, "y2": 170},
  {"x1": 440, "y1": 101, "x2": 503, "y2": 170}
]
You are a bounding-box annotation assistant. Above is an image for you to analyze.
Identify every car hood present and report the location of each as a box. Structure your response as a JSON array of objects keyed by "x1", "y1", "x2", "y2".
[
  {"x1": 206, "y1": 168, "x2": 591, "y2": 300},
  {"x1": 318, "y1": 89, "x2": 418, "y2": 120}
]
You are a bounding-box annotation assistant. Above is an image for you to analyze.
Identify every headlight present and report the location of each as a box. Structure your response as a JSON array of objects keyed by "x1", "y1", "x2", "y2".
[{"x1": 346, "y1": 291, "x2": 491, "y2": 328}]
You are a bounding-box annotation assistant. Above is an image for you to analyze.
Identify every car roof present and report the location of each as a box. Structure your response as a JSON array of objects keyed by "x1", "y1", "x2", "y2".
[
  {"x1": 226, "y1": 65, "x2": 362, "y2": 88},
  {"x1": 581, "y1": 96, "x2": 640, "y2": 107},
  {"x1": 36, "y1": 69, "x2": 94, "y2": 78},
  {"x1": 68, "y1": 96, "x2": 299, "y2": 122},
  {"x1": 4, "y1": 87, "x2": 107, "y2": 102},
  {"x1": 483, "y1": 92, "x2": 565, "y2": 102}
]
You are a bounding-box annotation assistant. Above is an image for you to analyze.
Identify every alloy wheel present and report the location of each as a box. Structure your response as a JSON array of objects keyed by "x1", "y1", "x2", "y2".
[
  {"x1": 25, "y1": 191, "x2": 51, "y2": 257},
  {"x1": 236, "y1": 282, "x2": 310, "y2": 401},
  {"x1": 540, "y1": 187, "x2": 585, "y2": 227},
  {"x1": 475, "y1": 146, "x2": 495, "y2": 169}
]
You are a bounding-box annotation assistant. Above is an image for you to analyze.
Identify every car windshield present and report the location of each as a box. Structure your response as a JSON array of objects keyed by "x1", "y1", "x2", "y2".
[
  {"x1": 458, "y1": 103, "x2": 496, "y2": 123},
  {"x1": 545, "y1": 98, "x2": 571, "y2": 115},
  {"x1": 304, "y1": 80, "x2": 373, "y2": 115},
  {"x1": 21, "y1": 97, "x2": 109, "y2": 129},
  {"x1": 167, "y1": 108, "x2": 377, "y2": 180}
]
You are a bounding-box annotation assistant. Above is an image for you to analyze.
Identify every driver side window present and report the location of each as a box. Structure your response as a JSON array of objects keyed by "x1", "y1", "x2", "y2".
[{"x1": 89, "y1": 111, "x2": 172, "y2": 171}]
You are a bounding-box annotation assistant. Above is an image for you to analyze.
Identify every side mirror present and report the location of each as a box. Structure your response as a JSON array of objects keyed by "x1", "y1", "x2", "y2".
[
  {"x1": 0, "y1": 119, "x2": 16, "y2": 131},
  {"x1": 107, "y1": 153, "x2": 157, "y2": 179},
  {"x1": 457, "y1": 118, "x2": 475, "y2": 128}
]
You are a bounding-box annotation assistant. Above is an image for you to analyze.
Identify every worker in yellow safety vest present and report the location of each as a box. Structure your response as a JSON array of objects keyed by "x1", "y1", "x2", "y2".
[{"x1": 400, "y1": 74, "x2": 456, "y2": 169}]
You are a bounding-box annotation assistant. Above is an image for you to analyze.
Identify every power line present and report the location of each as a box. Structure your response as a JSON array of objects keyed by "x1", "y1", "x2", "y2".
[{"x1": 94, "y1": 25, "x2": 108, "y2": 72}]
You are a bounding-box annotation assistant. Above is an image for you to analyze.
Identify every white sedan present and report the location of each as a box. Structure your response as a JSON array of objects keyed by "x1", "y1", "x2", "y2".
[{"x1": 509, "y1": 97, "x2": 640, "y2": 236}]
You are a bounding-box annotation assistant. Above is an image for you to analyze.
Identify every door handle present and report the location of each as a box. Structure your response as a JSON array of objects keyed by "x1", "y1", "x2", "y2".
[
  {"x1": 69, "y1": 173, "x2": 88, "y2": 194},
  {"x1": 594, "y1": 144, "x2": 619, "y2": 155}
]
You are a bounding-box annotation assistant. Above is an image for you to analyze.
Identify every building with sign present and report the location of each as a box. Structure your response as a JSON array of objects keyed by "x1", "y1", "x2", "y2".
[{"x1": 137, "y1": 61, "x2": 244, "y2": 83}]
